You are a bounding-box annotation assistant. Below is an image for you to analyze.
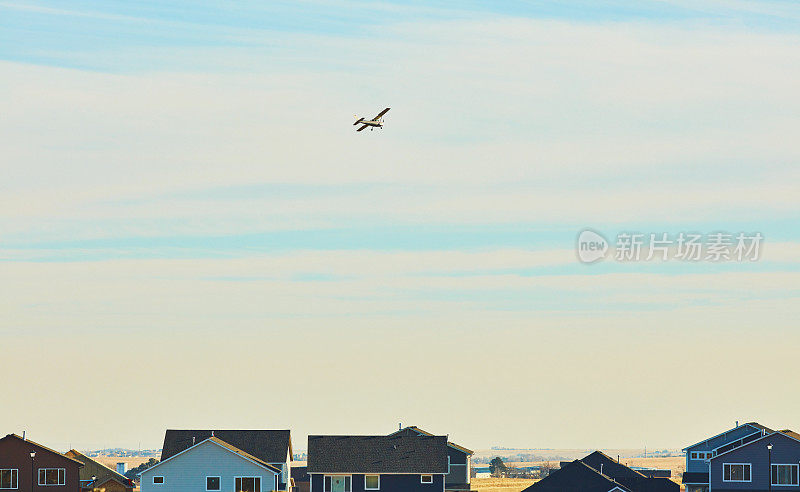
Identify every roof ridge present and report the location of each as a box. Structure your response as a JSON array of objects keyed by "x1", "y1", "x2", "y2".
[{"x1": 4, "y1": 434, "x2": 85, "y2": 466}]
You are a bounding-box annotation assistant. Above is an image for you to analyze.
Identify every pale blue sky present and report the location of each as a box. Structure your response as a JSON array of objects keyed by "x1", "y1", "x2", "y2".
[{"x1": 1, "y1": 0, "x2": 799, "y2": 452}]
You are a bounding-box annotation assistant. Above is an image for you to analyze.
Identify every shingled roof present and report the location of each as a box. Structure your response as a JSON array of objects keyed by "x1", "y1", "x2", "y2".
[
  {"x1": 579, "y1": 451, "x2": 678, "y2": 492},
  {"x1": 389, "y1": 426, "x2": 474, "y2": 455},
  {"x1": 307, "y1": 434, "x2": 448, "y2": 474},
  {"x1": 522, "y1": 460, "x2": 632, "y2": 492},
  {"x1": 161, "y1": 430, "x2": 291, "y2": 464}
]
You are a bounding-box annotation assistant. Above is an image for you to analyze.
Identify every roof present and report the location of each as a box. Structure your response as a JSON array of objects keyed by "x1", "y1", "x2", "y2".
[
  {"x1": 65, "y1": 450, "x2": 132, "y2": 486},
  {"x1": 521, "y1": 460, "x2": 632, "y2": 492},
  {"x1": 307, "y1": 434, "x2": 448, "y2": 474},
  {"x1": 682, "y1": 422, "x2": 772, "y2": 451},
  {"x1": 389, "y1": 426, "x2": 474, "y2": 455},
  {"x1": 710, "y1": 430, "x2": 800, "y2": 460},
  {"x1": 681, "y1": 472, "x2": 709, "y2": 484},
  {"x1": 161, "y1": 429, "x2": 291, "y2": 464},
  {"x1": 0, "y1": 434, "x2": 84, "y2": 467},
  {"x1": 578, "y1": 451, "x2": 678, "y2": 492},
  {"x1": 144, "y1": 437, "x2": 281, "y2": 475}
]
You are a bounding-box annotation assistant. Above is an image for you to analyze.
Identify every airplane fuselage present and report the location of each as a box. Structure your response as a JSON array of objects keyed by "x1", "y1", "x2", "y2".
[{"x1": 360, "y1": 119, "x2": 383, "y2": 127}]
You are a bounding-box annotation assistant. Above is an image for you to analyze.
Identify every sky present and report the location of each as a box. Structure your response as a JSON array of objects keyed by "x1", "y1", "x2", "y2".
[{"x1": 1, "y1": 0, "x2": 799, "y2": 453}]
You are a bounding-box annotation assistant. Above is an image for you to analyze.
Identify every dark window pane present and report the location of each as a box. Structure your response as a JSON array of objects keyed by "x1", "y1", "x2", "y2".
[{"x1": 207, "y1": 477, "x2": 221, "y2": 490}]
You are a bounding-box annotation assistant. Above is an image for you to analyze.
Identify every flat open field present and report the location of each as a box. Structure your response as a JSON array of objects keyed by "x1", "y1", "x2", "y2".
[
  {"x1": 93, "y1": 455, "x2": 155, "y2": 470},
  {"x1": 471, "y1": 478, "x2": 536, "y2": 492}
]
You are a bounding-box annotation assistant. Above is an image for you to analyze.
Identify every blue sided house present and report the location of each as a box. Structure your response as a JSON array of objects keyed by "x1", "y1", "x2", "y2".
[
  {"x1": 307, "y1": 432, "x2": 449, "y2": 492},
  {"x1": 708, "y1": 429, "x2": 800, "y2": 491},
  {"x1": 140, "y1": 429, "x2": 293, "y2": 492},
  {"x1": 682, "y1": 422, "x2": 773, "y2": 492}
]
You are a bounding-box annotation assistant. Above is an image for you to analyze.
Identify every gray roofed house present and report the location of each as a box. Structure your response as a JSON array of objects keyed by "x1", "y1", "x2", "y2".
[{"x1": 308, "y1": 433, "x2": 449, "y2": 492}]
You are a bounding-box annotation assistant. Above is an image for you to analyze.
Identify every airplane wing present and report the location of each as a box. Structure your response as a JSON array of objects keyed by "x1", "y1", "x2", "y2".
[
  {"x1": 373, "y1": 108, "x2": 390, "y2": 119},
  {"x1": 356, "y1": 124, "x2": 369, "y2": 132}
]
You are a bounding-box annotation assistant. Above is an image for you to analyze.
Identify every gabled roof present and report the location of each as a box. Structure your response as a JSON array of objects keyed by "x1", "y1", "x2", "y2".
[
  {"x1": 143, "y1": 437, "x2": 281, "y2": 475},
  {"x1": 682, "y1": 422, "x2": 772, "y2": 451},
  {"x1": 521, "y1": 459, "x2": 632, "y2": 492},
  {"x1": 161, "y1": 429, "x2": 291, "y2": 464},
  {"x1": 0, "y1": 434, "x2": 84, "y2": 467},
  {"x1": 65, "y1": 450, "x2": 131, "y2": 486},
  {"x1": 389, "y1": 426, "x2": 474, "y2": 455},
  {"x1": 308, "y1": 434, "x2": 448, "y2": 474},
  {"x1": 710, "y1": 430, "x2": 800, "y2": 460},
  {"x1": 579, "y1": 451, "x2": 678, "y2": 492}
]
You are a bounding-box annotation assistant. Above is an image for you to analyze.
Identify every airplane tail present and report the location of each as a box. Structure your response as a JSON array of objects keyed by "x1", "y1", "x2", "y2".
[{"x1": 353, "y1": 116, "x2": 363, "y2": 126}]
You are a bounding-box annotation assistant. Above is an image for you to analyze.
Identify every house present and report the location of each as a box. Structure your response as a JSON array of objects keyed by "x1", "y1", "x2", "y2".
[
  {"x1": 64, "y1": 449, "x2": 134, "y2": 492},
  {"x1": 388, "y1": 426, "x2": 473, "y2": 491},
  {"x1": 682, "y1": 421, "x2": 773, "y2": 492},
  {"x1": 522, "y1": 451, "x2": 678, "y2": 492},
  {"x1": 0, "y1": 433, "x2": 84, "y2": 491},
  {"x1": 307, "y1": 432, "x2": 449, "y2": 492},
  {"x1": 708, "y1": 429, "x2": 800, "y2": 491},
  {"x1": 140, "y1": 429, "x2": 293, "y2": 492}
]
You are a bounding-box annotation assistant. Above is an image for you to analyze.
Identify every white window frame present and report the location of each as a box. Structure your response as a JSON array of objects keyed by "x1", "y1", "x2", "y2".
[
  {"x1": 421, "y1": 474, "x2": 433, "y2": 484},
  {"x1": 38, "y1": 468, "x2": 65, "y2": 486},
  {"x1": 771, "y1": 463, "x2": 800, "y2": 486},
  {"x1": 234, "y1": 476, "x2": 262, "y2": 492},
  {"x1": 323, "y1": 475, "x2": 351, "y2": 492},
  {"x1": 0, "y1": 469, "x2": 18, "y2": 490},
  {"x1": 722, "y1": 463, "x2": 752, "y2": 483},
  {"x1": 364, "y1": 474, "x2": 380, "y2": 490},
  {"x1": 153, "y1": 476, "x2": 165, "y2": 485},
  {"x1": 205, "y1": 476, "x2": 221, "y2": 491}
]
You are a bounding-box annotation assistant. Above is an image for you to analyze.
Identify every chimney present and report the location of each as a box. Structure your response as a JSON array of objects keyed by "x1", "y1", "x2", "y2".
[
  {"x1": 116, "y1": 463, "x2": 127, "y2": 475},
  {"x1": 398, "y1": 423, "x2": 402, "y2": 430},
  {"x1": 736, "y1": 420, "x2": 739, "y2": 427},
  {"x1": 22, "y1": 431, "x2": 25, "y2": 441}
]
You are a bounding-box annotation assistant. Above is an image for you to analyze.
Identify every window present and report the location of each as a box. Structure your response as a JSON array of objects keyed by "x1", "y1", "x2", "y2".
[
  {"x1": 38, "y1": 469, "x2": 65, "y2": 486},
  {"x1": 772, "y1": 464, "x2": 799, "y2": 486},
  {"x1": 0, "y1": 470, "x2": 18, "y2": 490},
  {"x1": 323, "y1": 475, "x2": 351, "y2": 492},
  {"x1": 206, "y1": 476, "x2": 221, "y2": 490},
  {"x1": 421, "y1": 475, "x2": 433, "y2": 484},
  {"x1": 364, "y1": 474, "x2": 380, "y2": 490},
  {"x1": 153, "y1": 476, "x2": 164, "y2": 484},
  {"x1": 723, "y1": 463, "x2": 751, "y2": 482},
  {"x1": 235, "y1": 477, "x2": 261, "y2": 492},
  {"x1": 691, "y1": 452, "x2": 710, "y2": 460}
]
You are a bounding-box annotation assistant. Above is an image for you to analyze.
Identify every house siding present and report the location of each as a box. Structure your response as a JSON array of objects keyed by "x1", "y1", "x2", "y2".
[
  {"x1": 445, "y1": 448, "x2": 469, "y2": 486},
  {"x1": 686, "y1": 425, "x2": 766, "y2": 474},
  {"x1": 141, "y1": 440, "x2": 279, "y2": 492},
  {"x1": 710, "y1": 433, "x2": 800, "y2": 491},
  {"x1": 0, "y1": 435, "x2": 81, "y2": 492},
  {"x1": 310, "y1": 473, "x2": 444, "y2": 492}
]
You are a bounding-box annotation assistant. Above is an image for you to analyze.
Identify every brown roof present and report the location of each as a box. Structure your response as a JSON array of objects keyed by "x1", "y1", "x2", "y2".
[
  {"x1": 64, "y1": 450, "x2": 131, "y2": 486},
  {"x1": 2, "y1": 434, "x2": 84, "y2": 467}
]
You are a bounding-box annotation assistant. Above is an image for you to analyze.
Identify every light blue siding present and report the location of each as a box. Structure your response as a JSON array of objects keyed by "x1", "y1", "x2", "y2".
[{"x1": 141, "y1": 440, "x2": 279, "y2": 492}]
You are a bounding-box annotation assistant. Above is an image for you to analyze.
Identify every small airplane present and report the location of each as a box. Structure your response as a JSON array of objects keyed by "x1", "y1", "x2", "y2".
[{"x1": 353, "y1": 108, "x2": 390, "y2": 132}]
